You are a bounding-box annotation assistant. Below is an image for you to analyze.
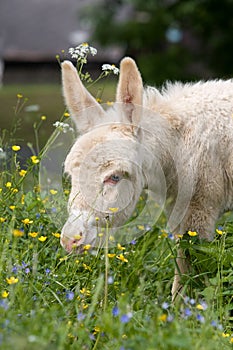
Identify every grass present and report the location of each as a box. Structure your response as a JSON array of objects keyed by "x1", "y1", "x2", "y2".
[{"x1": 0, "y1": 85, "x2": 232, "y2": 350}]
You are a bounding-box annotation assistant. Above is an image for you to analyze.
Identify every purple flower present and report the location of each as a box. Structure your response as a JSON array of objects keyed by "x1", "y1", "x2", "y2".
[
  {"x1": 24, "y1": 267, "x2": 30, "y2": 274},
  {"x1": 0, "y1": 299, "x2": 9, "y2": 310},
  {"x1": 112, "y1": 306, "x2": 119, "y2": 317},
  {"x1": 167, "y1": 314, "x2": 174, "y2": 322},
  {"x1": 12, "y1": 266, "x2": 18, "y2": 273},
  {"x1": 21, "y1": 261, "x2": 28, "y2": 268},
  {"x1": 107, "y1": 276, "x2": 114, "y2": 284},
  {"x1": 130, "y1": 239, "x2": 137, "y2": 245},
  {"x1": 65, "y1": 291, "x2": 74, "y2": 301},
  {"x1": 45, "y1": 268, "x2": 51, "y2": 275}
]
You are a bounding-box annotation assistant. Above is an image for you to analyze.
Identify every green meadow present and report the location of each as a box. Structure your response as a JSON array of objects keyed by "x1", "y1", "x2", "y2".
[{"x1": 0, "y1": 85, "x2": 232, "y2": 350}]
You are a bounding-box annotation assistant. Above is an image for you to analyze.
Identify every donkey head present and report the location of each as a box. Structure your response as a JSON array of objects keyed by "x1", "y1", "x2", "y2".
[{"x1": 60, "y1": 58, "x2": 145, "y2": 252}]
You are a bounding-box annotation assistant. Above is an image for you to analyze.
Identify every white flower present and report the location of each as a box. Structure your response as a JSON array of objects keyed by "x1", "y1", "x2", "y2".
[
  {"x1": 102, "y1": 64, "x2": 119, "y2": 75},
  {"x1": 53, "y1": 121, "x2": 74, "y2": 133},
  {"x1": 68, "y1": 43, "x2": 97, "y2": 60}
]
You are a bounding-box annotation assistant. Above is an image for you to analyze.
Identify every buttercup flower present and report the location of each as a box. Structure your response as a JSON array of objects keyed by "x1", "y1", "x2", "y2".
[
  {"x1": 0, "y1": 217, "x2": 6, "y2": 222},
  {"x1": 5, "y1": 182, "x2": 12, "y2": 188},
  {"x1": 19, "y1": 169, "x2": 27, "y2": 177},
  {"x1": 50, "y1": 189, "x2": 58, "y2": 195},
  {"x1": 13, "y1": 229, "x2": 24, "y2": 237},
  {"x1": 38, "y1": 236, "x2": 47, "y2": 242},
  {"x1": 12, "y1": 145, "x2": 21, "y2": 151},
  {"x1": 6, "y1": 276, "x2": 19, "y2": 285},
  {"x1": 187, "y1": 230, "x2": 198, "y2": 237},
  {"x1": 29, "y1": 232, "x2": 38, "y2": 238},
  {"x1": 31, "y1": 155, "x2": 39, "y2": 164},
  {"x1": 22, "y1": 218, "x2": 33, "y2": 225},
  {"x1": 2, "y1": 291, "x2": 9, "y2": 298},
  {"x1": 116, "y1": 254, "x2": 128, "y2": 263}
]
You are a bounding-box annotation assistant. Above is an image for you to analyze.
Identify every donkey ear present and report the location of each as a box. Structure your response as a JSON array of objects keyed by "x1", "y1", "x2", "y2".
[
  {"x1": 116, "y1": 57, "x2": 143, "y2": 129},
  {"x1": 61, "y1": 61, "x2": 104, "y2": 134}
]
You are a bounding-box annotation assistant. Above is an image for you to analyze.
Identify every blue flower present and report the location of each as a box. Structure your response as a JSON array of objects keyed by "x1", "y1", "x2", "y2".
[
  {"x1": 45, "y1": 268, "x2": 51, "y2": 275},
  {"x1": 196, "y1": 314, "x2": 205, "y2": 323},
  {"x1": 108, "y1": 276, "x2": 114, "y2": 284},
  {"x1": 65, "y1": 291, "x2": 74, "y2": 301},
  {"x1": 184, "y1": 308, "x2": 192, "y2": 317},
  {"x1": 120, "y1": 312, "x2": 133, "y2": 324},
  {"x1": 112, "y1": 306, "x2": 119, "y2": 317},
  {"x1": 77, "y1": 312, "x2": 86, "y2": 321},
  {"x1": 0, "y1": 299, "x2": 9, "y2": 310},
  {"x1": 24, "y1": 267, "x2": 30, "y2": 274},
  {"x1": 162, "y1": 302, "x2": 169, "y2": 310},
  {"x1": 130, "y1": 239, "x2": 137, "y2": 245}
]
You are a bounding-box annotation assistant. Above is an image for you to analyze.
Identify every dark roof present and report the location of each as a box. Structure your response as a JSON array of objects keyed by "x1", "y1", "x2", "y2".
[{"x1": 0, "y1": 0, "x2": 102, "y2": 61}]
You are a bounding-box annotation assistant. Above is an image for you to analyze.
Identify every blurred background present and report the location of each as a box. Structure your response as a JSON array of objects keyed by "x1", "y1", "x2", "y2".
[{"x1": 0, "y1": 0, "x2": 233, "y2": 148}]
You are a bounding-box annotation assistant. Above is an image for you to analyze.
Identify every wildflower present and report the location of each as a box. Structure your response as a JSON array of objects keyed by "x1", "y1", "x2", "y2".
[
  {"x1": 0, "y1": 217, "x2": 6, "y2": 222},
  {"x1": 50, "y1": 189, "x2": 58, "y2": 195},
  {"x1": 130, "y1": 239, "x2": 137, "y2": 245},
  {"x1": 63, "y1": 112, "x2": 70, "y2": 117},
  {"x1": 13, "y1": 229, "x2": 24, "y2": 237},
  {"x1": 6, "y1": 276, "x2": 19, "y2": 285},
  {"x1": 41, "y1": 115, "x2": 46, "y2": 120},
  {"x1": 83, "y1": 263, "x2": 92, "y2": 271},
  {"x1": 31, "y1": 155, "x2": 39, "y2": 164},
  {"x1": 22, "y1": 218, "x2": 33, "y2": 225},
  {"x1": 196, "y1": 301, "x2": 208, "y2": 311},
  {"x1": 108, "y1": 276, "x2": 114, "y2": 284},
  {"x1": 9, "y1": 205, "x2": 15, "y2": 210},
  {"x1": 53, "y1": 121, "x2": 74, "y2": 133},
  {"x1": 66, "y1": 291, "x2": 75, "y2": 301},
  {"x1": 11, "y1": 188, "x2": 18, "y2": 193},
  {"x1": 80, "y1": 288, "x2": 91, "y2": 296},
  {"x1": 117, "y1": 243, "x2": 125, "y2": 250},
  {"x1": 96, "y1": 98, "x2": 102, "y2": 103},
  {"x1": 222, "y1": 333, "x2": 230, "y2": 338},
  {"x1": 102, "y1": 64, "x2": 119, "y2": 75},
  {"x1": 116, "y1": 254, "x2": 128, "y2": 263},
  {"x1": 112, "y1": 306, "x2": 119, "y2": 317},
  {"x1": 5, "y1": 182, "x2": 12, "y2": 188},
  {"x1": 17, "y1": 93, "x2": 23, "y2": 98},
  {"x1": 83, "y1": 244, "x2": 91, "y2": 251},
  {"x1": 38, "y1": 236, "x2": 47, "y2": 242},
  {"x1": 120, "y1": 313, "x2": 133, "y2": 323},
  {"x1": 77, "y1": 312, "x2": 86, "y2": 321},
  {"x1": 24, "y1": 267, "x2": 30, "y2": 274},
  {"x1": 29, "y1": 232, "x2": 38, "y2": 238},
  {"x1": 216, "y1": 226, "x2": 224, "y2": 235},
  {"x1": 107, "y1": 253, "x2": 116, "y2": 258},
  {"x1": 230, "y1": 338, "x2": 233, "y2": 344},
  {"x1": 2, "y1": 291, "x2": 9, "y2": 298},
  {"x1": 109, "y1": 207, "x2": 119, "y2": 213},
  {"x1": 52, "y1": 232, "x2": 60, "y2": 238},
  {"x1": 187, "y1": 230, "x2": 198, "y2": 237},
  {"x1": 183, "y1": 308, "x2": 192, "y2": 317},
  {"x1": 161, "y1": 302, "x2": 169, "y2": 310},
  {"x1": 12, "y1": 145, "x2": 21, "y2": 151},
  {"x1": 68, "y1": 43, "x2": 97, "y2": 60},
  {"x1": 158, "y1": 314, "x2": 167, "y2": 322},
  {"x1": 106, "y1": 101, "x2": 114, "y2": 106},
  {"x1": 196, "y1": 314, "x2": 205, "y2": 323}
]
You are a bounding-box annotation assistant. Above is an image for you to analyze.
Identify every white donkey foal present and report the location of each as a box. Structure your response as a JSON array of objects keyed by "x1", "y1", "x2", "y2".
[{"x1": 60, "y1": 57, "x2": 233, "y2": 300}]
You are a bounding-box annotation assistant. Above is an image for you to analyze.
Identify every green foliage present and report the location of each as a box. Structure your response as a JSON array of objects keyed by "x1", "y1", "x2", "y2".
[{"x1": 83, "y1": 0, "x2": 233, "y2": 84}]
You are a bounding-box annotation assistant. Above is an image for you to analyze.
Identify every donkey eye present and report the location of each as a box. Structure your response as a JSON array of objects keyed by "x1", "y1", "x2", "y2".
[{"x1": 104, "y1": 174, "x2": 121, "y2": 185}]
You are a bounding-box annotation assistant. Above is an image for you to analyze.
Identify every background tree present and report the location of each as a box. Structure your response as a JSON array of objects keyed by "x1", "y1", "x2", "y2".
[{"x1": 82, "y1": 0, "x2": 233, "y2": 84}]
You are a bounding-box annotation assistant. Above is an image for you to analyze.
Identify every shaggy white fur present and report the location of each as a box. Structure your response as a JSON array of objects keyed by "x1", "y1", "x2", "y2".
[{"x1": 61, "y1": 57, "x2": 233, "y2": 300}]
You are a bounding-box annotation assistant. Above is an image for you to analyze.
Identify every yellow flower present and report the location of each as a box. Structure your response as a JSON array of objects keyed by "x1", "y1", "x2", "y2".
[
  {"x1": 106, "y1": 101, "x2": 113, "y2": 106},
  {"x1": 0, "y1": 217, "x2": 6, "y2": 223},
  {"x1": 187, "y1": 230, "x2": 198, "y2": 237},
  {"x1": 12, "y1": 145, "x2": 21, "y2": 151},
  {"x1": 11, "y1": 188, "x2": 18, "y2": 193},
  {"x1": 109, "y1": 207, "x2": 119, "y2": 213},
  {"x1": 2, "y1": 290, "x2": 9, "y2": 298},
  {"x1": 6, "y1": 276, "x2": 19, "y2": 285},
  {"x1": 117, "y1": 243, "x2": 125, "y2": 250},
  {"x1": 38, "y1": 236, "x2": 47, "y2": 242},
  {"x1": 63, "y1": 189, "x2": 70, "y2": 195},
  {"x1": 19, "y1": 169, "x2": 27, "y2": 177},
  {"x1": 216, "y1": 229, "x2": 223, "y2": 235},
  {"x1": 196, "y1": 304, "x2": 204, "y2": 310},
  {"x1": 107, "y1": 253, "x2": 116, "y2": 258},
  {"x1": 52, "y1": 232, "x2": 60, "y2": 238},
  {"x1": 137, "y1": 225, "x2": 145, "y2": 230},
  {"x1": 17, "y1": 93, "x2": 23, "y2": 98},
  {"x1": 63, "y1": 112, "x2": 70, "y2": 117},
  {"x1": 116, "y1": 254, "x2": 128, "y2": 263},
  {"x1": 96, "y1": 98, "x2": 102, "y2": 103},
  {"x1": 222, "y1": 333, "x2": 230, "y2": 338},
  {"x1": 5, "y1": 182, "x2": 12, "y2": 188},
  {"x1": 41, "y1": 115, "x2": 47, "y2": 120},
  {"x1": 83, "y1": 244, "x2": 91, "y2": 251},
  {"x1": 22, "y1": 218, "x2": 33, "y2": 225},
  {"x1": 29, "y1": 232, "x2": 38, "y2": 238},
  {"x1": 13, "y1": 229, "x2": 24, "y2": 237},
  {"x1": 50, "y1": 189, "x2": 58, "y2": 195},
  {"x1": 158, "y1": 314, "x2": 167, "y2": 322},
  {"x1": 80, "y1": 288, "x2": 91, "y2": 296},
  {"x1": 9, "y1": 205, "x2": 16, "y2": 210},
  {"x1": 31, "y1": 155, "x2": 39, "y2": 164},
  {"x1": 230, "y1": 338, "x2": 233, "y2": 344}
]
